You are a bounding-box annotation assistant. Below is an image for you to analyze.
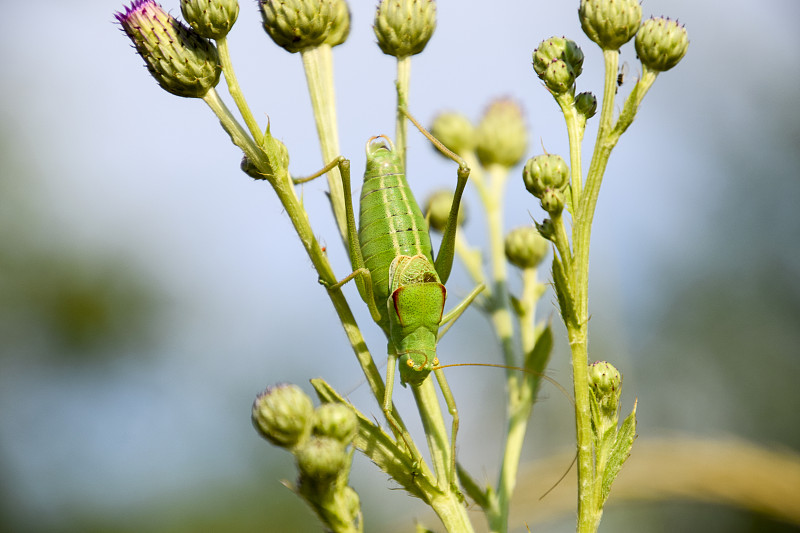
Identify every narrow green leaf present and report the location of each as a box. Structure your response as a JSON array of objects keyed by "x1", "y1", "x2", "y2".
[
  {"x1": 311, "y1": 378, "x2": 432, "y2": 501},
  {"x1": 456, "y1": 463, "x2": 490, "y2": 508},
  {"x1": 600, "y1": 400, "x2": 638, "y2": 504},
  {"x1": 551, "y1": 256, "x2": 578, "y2": 328},
  {"x1": 510, "y1": 294, "x2": 525, "y2": 316},
  {"x1": 564, "y1": 183, "x2": 574, "y2": 215},
  {"x1": 524, "y1": 323, "x2": 553, "y2": 375}
]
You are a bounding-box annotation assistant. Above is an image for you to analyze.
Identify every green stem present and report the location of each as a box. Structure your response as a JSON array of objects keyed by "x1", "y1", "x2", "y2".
[
  {"x1": 474, "y1": 162, "x2": 529, "y2": 533},
  {"x1": 576, "y1": 49, "x2": 618, "y2": 236},
  {"x1": 486, "y1": 165, "x2": 515, "y2": 370},
  {"x1": 551, "y1": 212, "x2": 574, "y2": 272},
  {"x1": 567, "y1": 50, "x2": 657, "y2": 533},
  {"x1": 412, "y1": 379, "x2": 474, "y2": 532},
  {"x1": 203, "y1": 89, "x2": 261, "y2": 163},
  {"x1": 301, "y1": 45, "x2": 348, "y2": 247},
  {"x1": 216, "y1": 36, "x2": 263, "y2": 145},
  {"x1": 412, "y1": 378, "x2": 451, "y2": 491},
  {"x1": 557, "y1": 94, "x2": 584, "y2": 212},
  {"x1": 488, "y1": 267, "x2": 546, "y2": 533},
  {"x1": 395, "y1": 56, "x2": 411, "y2": 169},
  {"x1": 569, "y1": 324, "x2": 597, "y2": 532},
  {"x1": 429, "y1": 492, "x2": 475, "y2": 533}
]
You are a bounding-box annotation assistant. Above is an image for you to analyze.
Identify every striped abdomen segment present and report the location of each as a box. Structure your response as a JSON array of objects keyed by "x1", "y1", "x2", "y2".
[{"x1": 359, "y1": 138, "x2": 433, "y2": 304}]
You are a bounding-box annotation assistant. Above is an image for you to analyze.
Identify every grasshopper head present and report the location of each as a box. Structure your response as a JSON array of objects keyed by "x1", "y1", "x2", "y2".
[
  {"x1": 389, "y1": 281, "x2": 444, "y2": 387},
  {"x1": 396, "y1": 331, "x2": 438, "y2": 387}
]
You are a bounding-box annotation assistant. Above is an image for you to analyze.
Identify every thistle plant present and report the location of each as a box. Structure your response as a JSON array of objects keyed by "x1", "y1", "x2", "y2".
[{"x1": 115, "y1": 0, "x2": 687, "y2": 531}]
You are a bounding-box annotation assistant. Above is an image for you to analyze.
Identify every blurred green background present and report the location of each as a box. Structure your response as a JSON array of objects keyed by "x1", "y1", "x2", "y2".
[{"x1": 1, "y1": 0, "x2": 798, "y2": 531}]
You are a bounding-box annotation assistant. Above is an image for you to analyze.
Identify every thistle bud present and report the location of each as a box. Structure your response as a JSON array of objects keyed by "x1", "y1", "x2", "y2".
[
  {"x1": 374, "y1": 0, "x2": 436, "y2": 58},
  {"x1": 532, "y1": 36, "x2": 584, "y2": 79},
  {"x1": 325, "y1": 0, "x2": 351, "y2": 47},
  {"x1": 522, "y1": 154, "x2": 569, "y2": 198},
  {"x1": 575, "y1": 91, "x2": 597, "y2": 119},
  {"x1": 295, "y1": 436, "x2": 349, "y2": 482},
  {"x1": 635, "y1": 17, "x2": 689, "y2": 73},
  {"x1": 115, "y1": 0, "x2": 221, "y2": 98},
  {"x1": 312, "y1": 404, "x2": 357, "y2": 445},
  {"x1": 180, "y1": 0, "x2": 239, "y2": 40},
  {"x1": 543, "y1": 59, "x2": 575, "y2": 95},
  {"x1": 424, "y1": 190, "x2": 466, "y2": 233},
  {"x1": 252, "y1": 383, "x2": 313, "y2": 448},
  {"x1": 579, "y1": 0, "x2": 642, "y2": 51},
  {"x1": 475, "y1": 99, "x2": 528, "y2": 168},
  {"x1": 504, "y1": 226, "x2": 549, "y2": 269},
  {"x1": 539, "y1": 188, "x2": 565, "y2": 215},
  {"x1": 588, "y1": 360, "x2": 622, "y2": 417},
  {"x1": 429, "y1": 112, "x2": 476, "y2": 157},
  {"x1": 259, "y1": 0, "x2": 346, "y2": 53}
]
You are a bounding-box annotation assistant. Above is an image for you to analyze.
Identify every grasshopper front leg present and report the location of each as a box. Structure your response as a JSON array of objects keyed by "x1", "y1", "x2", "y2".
[
  {"x1": 313, "y1": 157, "x2": 384, "y2": 324},
  {"x1": 400, "y1": 106, "x2": 471, "y2": 285}
]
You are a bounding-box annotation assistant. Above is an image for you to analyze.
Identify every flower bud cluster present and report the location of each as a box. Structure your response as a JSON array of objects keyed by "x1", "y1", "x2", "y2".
[
  {"x1": 504, "y1": 226, "x2": 549, "y2": 270},
  {"x1": 532, "y1": 36, "x2": 584, "y2": 96},
  {"x1": 252, "y1": 384, "x2": 356, "y2": 469},
  {"x1": 252, "y1": 384, "x2": 360, "y2": 527},
  {"x1": 428, "y1": 100, "x2": 527, "y2": 171},
  {"x1": 635, "y1": 17, "x2": 689, "y2": 73},
  {"x1": 424, "y1": 190, "x2": 466, "y2": 233},
  {"x1": 374, "y1": 0, "x2": 436, "y2": 58},
  {"x1": 259, "y1": 0, "x2": 350, "y2": 53},
  {"x1": 180, "y1": 0, "x2": 239, "y2": 40},
  {"x1": 115, "y1": 0, "x2": 221, "y2": 98},
  {"x1": 579, "y1": 0, "x2": 641, "y2": 51},
  {"x1": 522, "y1": 154, "x2": 570, "y2": 215}
]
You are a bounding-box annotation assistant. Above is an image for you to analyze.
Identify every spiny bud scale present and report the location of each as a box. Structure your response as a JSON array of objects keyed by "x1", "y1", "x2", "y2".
[
  {"x1": 579, "y1": 0, "x2": 642, "y2": 51},
  {"x1": 259, "y1": 0, "x2": 344, "y2": 53},
  {"x1": 180, "y1": 0, "x2": 240, "y2": 40},
  {"x1": 522, "y1": 154, "x2": 569, "y2": 197},
  {"x1": 374, "y1": 0, "x2": 436, "y2": 58},
  {"x1": 533, "y1": 36, "x2": 584, "y2": 79},
  {"x1": 635, "y1": 17, "x2": 689, "y2": 72},
  {"x1": 325, "y1": 0, "x2": 351, "y2": 47},
  {"x1": 543, "y1": 59, "x2": 575, "y2": 95}
]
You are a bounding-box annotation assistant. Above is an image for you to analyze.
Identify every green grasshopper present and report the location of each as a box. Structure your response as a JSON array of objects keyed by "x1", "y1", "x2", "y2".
[{"x1": 324, "y1": 134, "x2": 481, "y2": 484}]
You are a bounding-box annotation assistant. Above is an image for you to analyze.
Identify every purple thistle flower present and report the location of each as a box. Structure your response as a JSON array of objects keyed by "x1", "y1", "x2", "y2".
[{"x1": 115, "y1": 0, "x2": 221, "y2": 98}]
